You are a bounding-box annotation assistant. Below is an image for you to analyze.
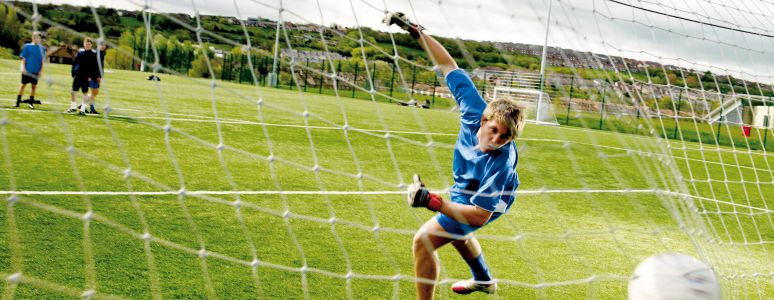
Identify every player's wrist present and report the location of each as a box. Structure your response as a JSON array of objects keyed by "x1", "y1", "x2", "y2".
[{"x1": 426, "y1": 193, "x2": 443, "y2": 211}]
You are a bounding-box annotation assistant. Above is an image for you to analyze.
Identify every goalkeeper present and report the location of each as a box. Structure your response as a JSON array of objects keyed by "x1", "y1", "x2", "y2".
[{"x1": 384, "y1": 12, "x2": 525, "y2": 299}]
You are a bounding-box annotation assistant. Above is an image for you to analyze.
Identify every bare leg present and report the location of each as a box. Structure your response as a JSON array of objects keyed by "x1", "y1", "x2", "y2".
[
  {"x1": 90, "y1": 88, "x2": 99, "y2": 107},
  {"x1": 17, "y1": 84, "x2": 26, "y2": 98},
  {"x1": 451, "y1": 236, "x2": 482, "y2": 260},
  {"x1": 30, "y1": 84, "x2": 37, "y2": 98},
  {"x1": 81, "y1": 93, "x2": 89, "y2": 110},
  {"x1": 413, "y1": 218, "x2": 454, "y2": 300}
]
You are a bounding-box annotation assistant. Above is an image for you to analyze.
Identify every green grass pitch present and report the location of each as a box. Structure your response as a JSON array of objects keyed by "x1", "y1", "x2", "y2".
[{"x1": 0, "y1": 58, "x2": 771, "y2": 299}]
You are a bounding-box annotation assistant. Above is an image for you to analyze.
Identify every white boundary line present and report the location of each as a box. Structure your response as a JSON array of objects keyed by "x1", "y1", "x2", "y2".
[
  {"x1": 0, "y1": 98, "x2": 458, "y2": 136},
  {"x1": 4, "y1": 188, "x2": 767, "y2": 213},
  {"x1": 3, "y1": 101, "x2": 770, "y2": 171},
  {"x1": 2, "y1": 98, "x2": 772, "y2": 159},
  {"x1": 0, "y1": 188, "x2": 657, "y2": 196}
]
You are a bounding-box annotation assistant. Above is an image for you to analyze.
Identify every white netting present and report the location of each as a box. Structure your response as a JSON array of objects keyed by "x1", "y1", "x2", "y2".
[{"x1": 0, "y1": 0, "x2": 772, "y2": 299}]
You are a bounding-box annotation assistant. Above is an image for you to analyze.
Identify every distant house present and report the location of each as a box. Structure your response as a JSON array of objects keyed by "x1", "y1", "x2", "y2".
[{"x1": 48, "y1": 43, "x2": 78, "y2": 64}]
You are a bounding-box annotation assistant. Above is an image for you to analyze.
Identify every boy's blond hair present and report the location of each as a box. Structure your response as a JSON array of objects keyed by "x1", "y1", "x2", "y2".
[{"x1": 481, "y1": 99, "x2": 526, "y2": 139}]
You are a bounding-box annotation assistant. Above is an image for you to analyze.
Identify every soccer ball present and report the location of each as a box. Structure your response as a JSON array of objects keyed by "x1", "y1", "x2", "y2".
[{"x1": 628, "y1": 253, "x2": 721, "y2": 300}]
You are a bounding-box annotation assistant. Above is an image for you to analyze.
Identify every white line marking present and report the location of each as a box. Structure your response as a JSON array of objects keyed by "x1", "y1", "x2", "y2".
[
  {"x1": 4, "y1": 189, "x2": 767, "y2": 212},
  {"x1": 0, "y1": 188, "x2": 671, "y2": 196}
]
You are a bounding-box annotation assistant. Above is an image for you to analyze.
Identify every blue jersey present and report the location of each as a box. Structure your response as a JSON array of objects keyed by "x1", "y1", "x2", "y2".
[
  {"x1": 447, "y1": 69, "x2": 519, "y2": 220},
  {"x1": 20, "y1": 43, "x2": 45, "y2": 74}
]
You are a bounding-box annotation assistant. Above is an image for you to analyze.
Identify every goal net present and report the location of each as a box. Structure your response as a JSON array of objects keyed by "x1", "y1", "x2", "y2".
[{"x1": 0, "y1": 0, "x2": 771, "y2": 299}]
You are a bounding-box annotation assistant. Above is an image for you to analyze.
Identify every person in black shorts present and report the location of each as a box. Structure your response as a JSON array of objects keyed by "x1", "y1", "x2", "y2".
[
  {"x1": 66, "y1": 38, "x2": 98, "y2": 115},
  {"x1": 17, "y1": 32, "x2": 46, "y2": 109}
]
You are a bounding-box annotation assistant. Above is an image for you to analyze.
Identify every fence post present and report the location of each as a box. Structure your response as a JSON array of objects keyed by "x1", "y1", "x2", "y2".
[
  {"x1": 764, "y1": 96, "x2": 771, "y2": 149},
  {"x1": 319, "y1": 59, "x2": 326, "y2": 94},
  {"x1": 259, "y1": 57, "x2": 265, "y2": 86},
  {"x1": 287, "y1": 58, "x2": 293, "y2": 90},
  {"x1": 188, "y1": 50, "x2": 193, "y2": 73},
  {"x1": 239, "y1": 54, "x2": 246, "y2": 84},
  {"x1": 566, "y1": 76, "x2": 574, "y2": 125},
  {"x1": 389, "y1": 62, "x2": 396, "y2": 99},
  {"x1": 673, "y1": 88, "x2": 683, "y2": 139},
  {"x1": 599, "y1": 87, "x2": 607, "y2": 130},
  {"x1": 716, "y1": 113, "x2": 723, "y2": 142},
  {"x1": 252, "y1": 55, "x2": 257, "y2": 82},
  {"x1": 288, "y1": 68, "x2": 293, "y2": 90},
  {"x1": 635, "y1": 86, "x2": 641, "y2": 120},
  {"x1": 336, "y1": 60, "x2": 342, "y2": 91},
  {"x1": 368, "y1": 61, "x2": 376, "y2": 90},
  {"x1": 221, "y1": 54, "x2": 228, "y2": 80},
  {"x1": 352, "y1": 62, "x2": 359, "y2": 98},
  {"x1": 303, "y1": 58, "x2": 309, "y2": 92},
  {"x1": 411, "y1": 65, "x2": 417, "y2": 96},
  {"x1": 276, "y1": 58, "x2": 282, "y2": 88},
  {"x1": 432, "y1": 75, "x2": 438, "y2": 107}
]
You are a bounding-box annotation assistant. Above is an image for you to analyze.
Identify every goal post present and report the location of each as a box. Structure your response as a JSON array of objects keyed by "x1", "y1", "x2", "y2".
[{"x1": 491, "y1": 86, "x2": 560, "y2": 125}]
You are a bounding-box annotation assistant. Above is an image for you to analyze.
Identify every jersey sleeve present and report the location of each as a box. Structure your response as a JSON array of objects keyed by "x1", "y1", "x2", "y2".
[
  {"x1": 445, "y1": 69, "x2": 486, "y2": 126},
  {"x1": 20, "y1": 45, "x2": 29, "y2": 60}
]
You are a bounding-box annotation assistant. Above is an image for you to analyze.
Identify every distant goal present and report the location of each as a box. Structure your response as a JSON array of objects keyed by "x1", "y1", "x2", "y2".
[{"x1": 491, "y1": 87, "x2": 559, "y2": 126}]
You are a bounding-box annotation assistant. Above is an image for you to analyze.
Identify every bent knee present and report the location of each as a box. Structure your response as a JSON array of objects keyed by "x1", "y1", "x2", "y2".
[{"x1": 412, "y1": 232, "x2": 428, "y2": 251}]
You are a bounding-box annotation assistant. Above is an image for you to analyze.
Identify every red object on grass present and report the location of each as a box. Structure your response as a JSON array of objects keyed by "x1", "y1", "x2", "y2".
[{"x1": 742, "y1": 125, "x2": 751, "y2": 137}]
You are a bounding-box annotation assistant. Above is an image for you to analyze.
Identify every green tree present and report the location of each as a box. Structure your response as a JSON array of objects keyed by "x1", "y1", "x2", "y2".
[
  {"x1": 0, "y1": 5, "x2": 6, "y2": 37},
  {"x1": 701, "y1": 71, "x2": 714, "y2": 82},
  {"x1": 1, "y1": 5, "x2": 20, "y2": 51},
  {"x1": 165, "y1": 36, "x2": 182, "y2": 71},
  {"x1": 152, "y1": 33, "x2": 167, "y2": 65},
  {"x1": 104, "y1": 45, "x2": 134, "y2": 70},
  {"x1": 658, "y1": 96, "x2": 674, "y2": 110},
  {"x1": 188, "y1": 44, "x2": 222, "y2": 78},
  {"x1": 0, "y1": 46, "x2": 14, "y2": 59},
  {"x1": 47, "y1": 26, "x2": 79, "y2": 45}
]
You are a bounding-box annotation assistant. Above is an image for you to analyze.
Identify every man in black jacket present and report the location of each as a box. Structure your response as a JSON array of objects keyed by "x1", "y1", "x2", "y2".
[{"x1": 65, "y1": 38, "x2": 98, "y2": 115}]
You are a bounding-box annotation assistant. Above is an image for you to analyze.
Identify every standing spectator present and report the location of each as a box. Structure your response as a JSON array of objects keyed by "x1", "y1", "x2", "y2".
[
  {"x1": 65, "y1": 38, "x2": 98, "y2": 115},
  {"x1": 17, "y1": 31, "x2": 46, "y2": 109},
  {"x1": 85, "y1": 43, "x2": 107, "y2": 114}
]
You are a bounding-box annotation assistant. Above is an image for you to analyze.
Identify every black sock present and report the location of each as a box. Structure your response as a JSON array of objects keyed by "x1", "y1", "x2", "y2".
[
  {"x1": 29, "y1": 96, "x2": 35, "y2": 100},
  {"x1": 17, "y1": 95, "x2": 21, "y2": 101}
]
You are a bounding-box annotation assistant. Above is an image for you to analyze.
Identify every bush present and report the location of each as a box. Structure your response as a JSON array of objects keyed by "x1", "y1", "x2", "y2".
[{"x1": 0, "y1": 46, "x2": 15, "y2": 59}]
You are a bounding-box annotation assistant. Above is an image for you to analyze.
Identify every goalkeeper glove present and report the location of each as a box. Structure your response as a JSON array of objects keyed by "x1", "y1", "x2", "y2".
[
  {"x1": 382, "y1": 12, "x2": 425, "y2": 39},
  {"x1": 407, "y1": 174, "x2": 443, "y2": 211}
]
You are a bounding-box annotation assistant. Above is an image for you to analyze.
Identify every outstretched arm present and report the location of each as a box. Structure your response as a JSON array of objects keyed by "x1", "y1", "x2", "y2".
[
  {"x1": 383, "y1": 12, "x2": 458, "y2": 77},
  {"x1": 417, "y1": 32, "x2": 458, "y2": 77}
]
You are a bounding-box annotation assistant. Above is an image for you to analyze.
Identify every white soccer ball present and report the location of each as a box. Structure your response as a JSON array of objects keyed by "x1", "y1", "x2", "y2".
[{"x1": 628, "y1": 253, "x2": 721, "y2": 300}]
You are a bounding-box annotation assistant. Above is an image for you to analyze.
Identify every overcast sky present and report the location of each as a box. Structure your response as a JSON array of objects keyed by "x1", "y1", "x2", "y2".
[{"x1": 18, "y1": 0, "x2": 774, "y2": 83}]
